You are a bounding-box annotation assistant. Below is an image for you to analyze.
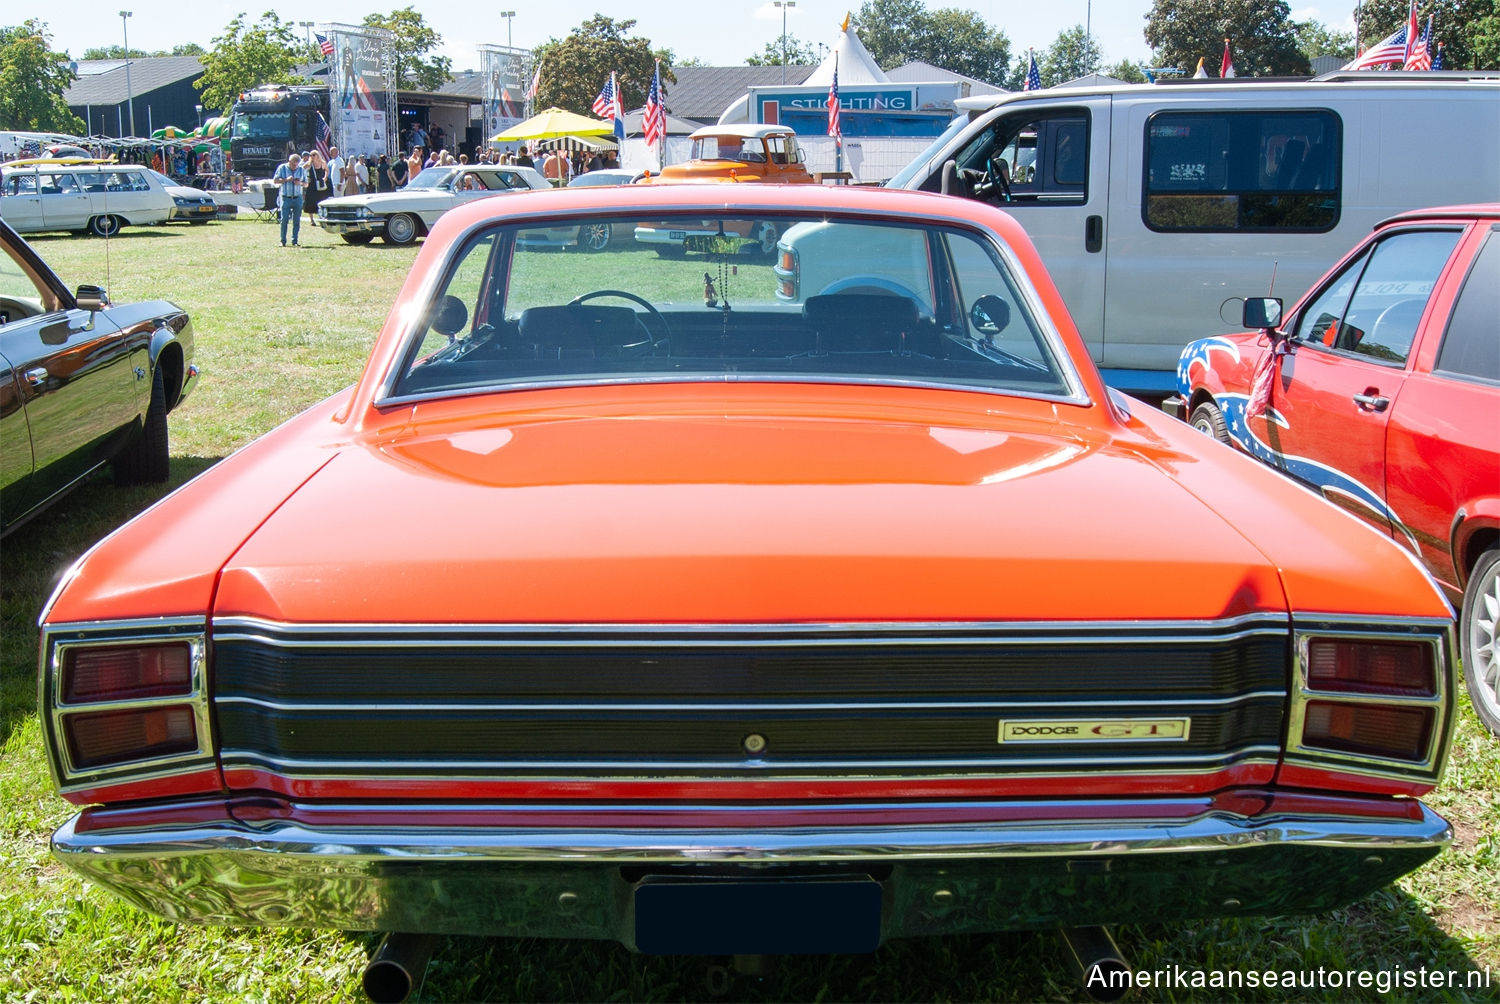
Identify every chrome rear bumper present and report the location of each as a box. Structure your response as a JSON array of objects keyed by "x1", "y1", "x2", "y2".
[{"x1": 53, "y1": 794, "x2": 1449, "y2": 943}]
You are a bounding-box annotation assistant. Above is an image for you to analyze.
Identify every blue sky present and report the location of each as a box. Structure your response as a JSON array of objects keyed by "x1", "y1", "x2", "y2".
[{"x1": 47, "y1": 1, "x2": 1361, "y2": 73}]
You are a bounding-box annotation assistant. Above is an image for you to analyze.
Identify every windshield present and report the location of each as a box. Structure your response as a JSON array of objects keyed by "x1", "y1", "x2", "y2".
[
  {"x1": 389, "y1": 210, "x2": 1074, "y2": 402},
  {"x1": 233, "y1": 113, "x2": 289, "y2": 139},
  {"x1": 407, "y1": 167, "x2": 455, "y2": 189},
  {"x1": 689, "y1": 136, "x2": 763, "y2": 162},
  {"x1": 886, "y1": 113, "x2": 972, "y2": 190}
]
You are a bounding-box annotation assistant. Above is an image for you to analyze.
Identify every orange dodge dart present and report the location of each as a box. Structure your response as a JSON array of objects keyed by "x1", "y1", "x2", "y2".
[{"x1": 38, "y1": 184, "x2": 1457, "y2": 996}]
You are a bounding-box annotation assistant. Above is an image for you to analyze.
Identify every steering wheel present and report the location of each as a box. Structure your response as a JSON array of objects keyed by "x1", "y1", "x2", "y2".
[
  {"x1": 984, "y1": 156, "x2": 1012, "y2": 202},
  {"x1": 569, "y1": 289, "x2": 672, "y2": 353}
]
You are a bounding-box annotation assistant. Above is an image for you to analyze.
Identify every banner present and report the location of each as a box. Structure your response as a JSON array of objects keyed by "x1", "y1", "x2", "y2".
[
  {"x1": 322, "y1": 23, "x2": 396, "y2": 159},
  {"x1": 480, "y1": 45, "x2": 532, "y2": 144}
]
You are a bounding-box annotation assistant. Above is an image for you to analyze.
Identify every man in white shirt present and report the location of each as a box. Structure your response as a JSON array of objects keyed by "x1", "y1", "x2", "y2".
[
  {"x1": 326, "y1": 146, "x2": 345, "y2": 195},
  {"x1": 354, "y1": 155, "x2": 370, "y2": 193}
]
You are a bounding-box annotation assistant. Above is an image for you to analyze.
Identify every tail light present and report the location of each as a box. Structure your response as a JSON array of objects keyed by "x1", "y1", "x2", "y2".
[
  {"x1": 1288, "y1": 627, "x2": 1451, "y2": 777},
  {"x1": 42, "y1": 625, "x2": 213, "y2": 790}
]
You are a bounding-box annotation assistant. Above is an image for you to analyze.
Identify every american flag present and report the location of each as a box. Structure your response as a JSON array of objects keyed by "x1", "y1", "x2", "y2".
[
  {"x1": 827, "y1": 55, "x2": 841, "y2": 139},
  {"x1": 1343, "y1": 2, "x2": 1416, "y2": 69},
  {"x1": 1401, "y1": 0, "x2": 1421, "y2": 65},
  {"x1": 1023, "y1": 50, "x2": 1041, "y2": 91},
  {"x1": 592, "y1": 73, "x2": 624, "y2": 140},
  {"x1": 1434, "y1": 41, "x2": 1444, "y2": 69},
  {"x1": 316, "y1": 32, "x2": 334, "y2": 58},
  {"x1": 643, "y1": 61, "x2": 666, "y2": 150},
  {"x1": 526, "y1": 60, "x2": 542, "y2": 100},
  {"x1": 1405, "y1": 15, "x2": 1435, "y2": 70},
  {"x1": 314, "y1": 111, "x2": 332, "y2": 160}
]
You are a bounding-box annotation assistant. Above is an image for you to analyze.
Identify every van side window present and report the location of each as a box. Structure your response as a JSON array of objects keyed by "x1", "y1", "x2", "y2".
[
  {"x1": 1144, "y1": 110, "x2": 1341, "y2": 232},
  {"x1": 945, "y1": 111, "x2": 1088, "y2": 206},
  {"x1": 1435, "y1": 228, "x2": 1500, "y2": 384},
  {"x1": 4, "y1": 175, "x2": 39, "y2": 196}
]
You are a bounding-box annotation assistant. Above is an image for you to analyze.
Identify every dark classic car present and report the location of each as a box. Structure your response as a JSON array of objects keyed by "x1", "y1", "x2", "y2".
[
  {"x1": 1, "y1": 218, "x2": 196, "y2": 534},
  {"x1": 39, "y1": 186, "x2": 1457, "y2": 999},
  {"x1": 1170, "y1": 204, "x2": 1499, "y2": 735}
]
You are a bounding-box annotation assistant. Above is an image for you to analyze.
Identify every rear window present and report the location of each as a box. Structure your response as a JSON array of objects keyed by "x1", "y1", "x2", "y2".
[
  {"x1": 1143, "y1": 110, "x2": 1341, "y2": 232},
  {"x1": 388, "y1": 211, "x2": 1077, "y2": 403}
]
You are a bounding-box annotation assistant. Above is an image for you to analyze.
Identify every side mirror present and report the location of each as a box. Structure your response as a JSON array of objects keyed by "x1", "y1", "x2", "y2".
[
  {"x1": 74, "y1": 285, "x2": 109, "y2": 312},
  {"x1": 1242, "y1": 297, "x2": 1282, "y2": 330},
  {"x1": 969, "y1": 294, "x2": 1011, "y2": 336}
]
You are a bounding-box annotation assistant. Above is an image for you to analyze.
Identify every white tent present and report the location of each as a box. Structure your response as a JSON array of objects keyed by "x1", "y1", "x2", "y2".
[{"x1": 802, "y1": 15, "x2": 888, "y2": 86}]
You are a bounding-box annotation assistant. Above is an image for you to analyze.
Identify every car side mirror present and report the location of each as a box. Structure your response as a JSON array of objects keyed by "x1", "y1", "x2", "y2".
[
  {"x1": 969, "y1": 294, "x2": 1011, "y2": 336},
  {"x1": 74, "y1": 285, "x2": 109, "y2": 312},
  {"x1": 1242, "y1": 297, "x2": 1282, "y2": 330}
]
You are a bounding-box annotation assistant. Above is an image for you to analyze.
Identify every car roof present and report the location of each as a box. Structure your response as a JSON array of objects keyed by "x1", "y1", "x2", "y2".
[
  {"x1": 687, "y1": 124, "x2": 796, "y2": 141},
  {"x1": 1379, "y1": 203, "x2": 1500, "y2": 227}
]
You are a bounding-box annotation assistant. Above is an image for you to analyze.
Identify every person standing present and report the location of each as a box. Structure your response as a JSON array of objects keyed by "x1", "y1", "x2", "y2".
[
  {"x1": 272, "y1": 151, "x2": 307, "y2": 246},
  {"x1": 376, "y1": 153, "x2": 393, "y2": 192},
  {"x1": 515, "y1": 145, "x2": 534, "y2": 167},
  {"x1": 353, "y1": 154, "x2": 370, "y2": 194},
  {"x1": 304, "y1": 150, "x2": 329, "y2": 225},
  {"x1": 326, "y1": 146, "x2": 345, "y2": 198}
]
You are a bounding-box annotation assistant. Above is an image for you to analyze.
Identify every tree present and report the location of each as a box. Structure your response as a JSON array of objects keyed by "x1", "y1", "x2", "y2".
[
  {"x1": 195, "y1": 12, "x2": 300, "y2": 115},
  {"x1": 1355, "y1": 0, "x2": 1498, "y2": 70},
  {"x1": 82, "y1": 45, "x2": 150, "y2": 59},
  {"x1": 362, "y1": 7, "x2": 451, "y2": 92},
  {"x1": 0, "y1": 20, "x2": 85, "y2": 132},
  {"x1": 1106, "y1": 58, "x2": 1150, "y2": 83},
  {"x1": 532, "y1": 16, "x2": 675, "y2": 116},
  {"x1": 1292, "y1": 19, "x2": 1355, "y2": 61},
  {"x1": 746, "y1": 34, "x2": 817, "y2": 66},
  {"x1": 1040, "y1": 25, "x2": 1102, "y2": 85},
  {"x1": 1144, "y1": 0, "x2": 1311, "y2": 77},
  {"x1": 171, "y1": 42, "x2": 207, "y2": 57},
  {"x1": 853, "y1": 0, "x2": 1011, "y2": 84}
]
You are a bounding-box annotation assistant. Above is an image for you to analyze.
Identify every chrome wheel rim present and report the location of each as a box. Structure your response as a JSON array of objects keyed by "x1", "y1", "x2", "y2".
[
  {"x1": 581, "y1": 223, "x2": 609, "y2": 251},
  {"x1": 387, "y1": 215, "x2": 415, "y2": 243},
  {"x1": 1469, "y1": 559, "x2": 1500, "y2": 720}
]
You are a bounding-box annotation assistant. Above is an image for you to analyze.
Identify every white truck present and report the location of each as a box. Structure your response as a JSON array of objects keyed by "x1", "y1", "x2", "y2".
[{"x1": 881, "y1": 72, "x2": 1500, "y2": 394}]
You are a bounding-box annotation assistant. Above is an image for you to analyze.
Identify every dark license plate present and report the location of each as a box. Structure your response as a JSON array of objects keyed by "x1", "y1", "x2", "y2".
[{"x1": 634, "y1": 877, "x2": 881, "y2": 955}]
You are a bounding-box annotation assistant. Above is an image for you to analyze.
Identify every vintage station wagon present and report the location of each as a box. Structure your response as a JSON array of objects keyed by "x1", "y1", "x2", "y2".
[{"x1": 40, "y1": 185, "x2": 1456, "y2": 998}]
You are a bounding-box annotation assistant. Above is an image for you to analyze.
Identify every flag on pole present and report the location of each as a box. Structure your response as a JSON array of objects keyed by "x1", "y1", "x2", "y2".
[
  {"x1": 1405, "y1": 15, "x2": 1435, "y2": 70},
  {"x1": 827, "y1": 54, "x2": 841, "y2": 139},
  {"x1": 643, "y1": 61, "x2": 666, "y2": 151},
  {"x1": 1433, "y1": 41, "x2": 1445, "y2": 69},
  {"x1": 314, "y1": 111, "x2": 333, "y2": 160},
  {"x1": 592, "y1": 72, "x2": 625, "y2": 141},
  {"x1": 1221, "y1": 38, "x2": 1235, "y2": 78},
  {"x1": 1193, "y1": 57, "x2": 1208, "y2": 78},
  {"x1": 315, "y1": 32, "x2": 334, "y2": 57},
  {"x1": 526, "y1": 59, "x2": 542, "y2": 100},
  {"x1": 1343, "y1": 1, "x2": 1417, "y2": 69},
  {"x1": 1401, "y1": 0, "x2": 1421, "y2": 65},
  {"x1": 1024, "y1": 49, "x2": 1041, "y2": 91}
]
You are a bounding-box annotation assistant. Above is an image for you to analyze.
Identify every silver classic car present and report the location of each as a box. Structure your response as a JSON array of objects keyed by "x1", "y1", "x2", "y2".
[{"x1": 316, "y1": 164, "x2": 550, "y2": 246}]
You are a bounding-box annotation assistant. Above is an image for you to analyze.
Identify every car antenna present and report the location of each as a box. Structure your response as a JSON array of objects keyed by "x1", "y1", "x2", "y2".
[{"x1": 1268, "y1": 259, "x2": 1278, "y2": 296}]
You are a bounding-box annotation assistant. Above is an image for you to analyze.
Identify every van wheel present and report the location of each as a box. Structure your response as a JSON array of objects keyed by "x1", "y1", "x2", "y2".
[
  {"x1": 113, "y1": 366, "x2": 170, "y2": 485},
  {"x1": 1462, "y1": 548, "x2": 1500, "y2": 736},
  {"x1": 383, "y1": 213, "x2": 420, "y2": 245},
  {"x1": 1189, "y1": 401, "x2": 1229, "y2": 444},
  {"x1": 89, "y1": 215, "x2": 122, "y2": 238}
]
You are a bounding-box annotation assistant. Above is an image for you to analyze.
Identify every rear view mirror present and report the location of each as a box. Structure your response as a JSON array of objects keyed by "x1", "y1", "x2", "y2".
[
  {"x1": 1242, "y1": 297, "x2": 1282, "y2": 330},
  {"x1": 74, "y1": 285, "x2": 109, "y2": 312}
]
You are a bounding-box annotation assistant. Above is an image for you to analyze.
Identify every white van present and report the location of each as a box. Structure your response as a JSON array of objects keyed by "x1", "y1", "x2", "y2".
[
  {"x1": 882, "y1": 73, "x2": 1500, "y2": 394},
  {"x1": 0, "y1": 162, "x2": 174, "y2": 237}
]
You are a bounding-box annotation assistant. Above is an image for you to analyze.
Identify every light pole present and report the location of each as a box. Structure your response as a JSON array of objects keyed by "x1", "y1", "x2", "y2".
[
  {"x1": 773, "y1": 1, "x2": 796, "y2": 83},
  {"x1": 298, "y1": 20, "x2": 314, "y2": 78},
  {"x1": 194, "y1": 103, "x2": 203, "y2": 128},
  {"x1": 119, "y1": 10, "x2": 135, "y2": 137},
  {"x1": 501, "y1": 11, "x2": 515, "y2": 50}
]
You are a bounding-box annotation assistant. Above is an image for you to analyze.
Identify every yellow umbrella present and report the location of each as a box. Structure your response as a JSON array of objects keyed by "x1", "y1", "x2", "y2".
[{"x1": 492, "y1": 107, "x2": 614, "y2": 142}]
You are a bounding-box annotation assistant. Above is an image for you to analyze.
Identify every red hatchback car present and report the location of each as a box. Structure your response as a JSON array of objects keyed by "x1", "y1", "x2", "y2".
[{"x1": 1172, "y1": 204, "x2": 1500, "y2": 734}]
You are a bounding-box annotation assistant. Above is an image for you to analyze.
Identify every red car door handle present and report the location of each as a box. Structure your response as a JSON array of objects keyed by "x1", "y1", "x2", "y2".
[{"x1": 1353, "y1": 391, "x2": 1390, "y2": 412}]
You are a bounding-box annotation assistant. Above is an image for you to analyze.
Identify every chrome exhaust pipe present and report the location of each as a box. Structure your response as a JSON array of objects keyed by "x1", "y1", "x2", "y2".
[
  {"x1": 1058, "y1": 926, "x2": 1130, "y2": 1003},
  {"x1": 362, "y1": 932, "x2": 438, "y2": 1003}
]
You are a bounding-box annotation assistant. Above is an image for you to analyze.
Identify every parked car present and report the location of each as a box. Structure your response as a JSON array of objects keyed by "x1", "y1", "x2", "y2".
[
  {"x1": 41, "y1": 185, "x2": 1457, "y2": 998},
  {"x1": 1170, "y1": 204, "x2": 1499, "y2": 734},
  {"x1": 0, "y1": 162, "x2": 175, "y2": 236},
  {"x1": 316, "y1": 163, "x2": 549, "y2": 245},
  {"x1": 145, "y1": 169, "x2": 218, "y2": 223},
  {"x1": 515, "y1": 169, "x2": 648, "y2": 252},
  {"x1": 635, "y1": 125, "x2": 815, "y2": 256},
  {"x1": 0, "y1": 218, "x2": 196, "y2": 534}
]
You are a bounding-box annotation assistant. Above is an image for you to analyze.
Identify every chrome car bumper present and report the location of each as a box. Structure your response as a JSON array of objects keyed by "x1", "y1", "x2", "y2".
[
  {"x1": 317, "y1": 217, "x2": 384, "y2": 235},
  {"x1": 52, "y1": 794, "x2": 1449, "y2": 944}
]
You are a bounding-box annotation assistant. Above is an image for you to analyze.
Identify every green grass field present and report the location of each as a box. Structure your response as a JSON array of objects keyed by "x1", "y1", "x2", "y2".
[{"x1": 1, "y1": 217, "x2": 1496, "y2": 1003}]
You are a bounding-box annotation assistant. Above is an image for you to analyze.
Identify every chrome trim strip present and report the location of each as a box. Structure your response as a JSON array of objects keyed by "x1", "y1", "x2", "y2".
[
  {"x1": 210, "y1": 611, "x2": 1292, "y2": 645},
  {"x1": 54, "y1": 800, "x2": 1451, "y2": 862},
  {"x1": 214, "y1": 690, "x2": 1285, "y2": 713},
  {"x1": 217, "y1": 747, "x2": 1283, "y2": 773}
]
